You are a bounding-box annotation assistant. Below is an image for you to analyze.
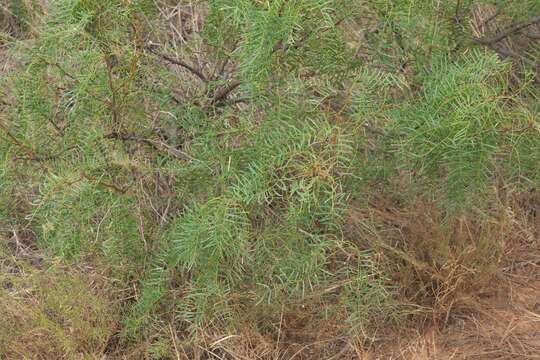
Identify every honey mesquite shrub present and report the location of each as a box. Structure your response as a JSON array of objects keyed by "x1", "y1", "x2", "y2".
[
  {"x1": 2, "y1": 0, "x2": 540, "y2": 355},
  {"x1": 126, "y1": 69, "x2": 392, "y2": 339},
  {"x1": 3, "y1": 0, "x2": 393, "y2": 344}
]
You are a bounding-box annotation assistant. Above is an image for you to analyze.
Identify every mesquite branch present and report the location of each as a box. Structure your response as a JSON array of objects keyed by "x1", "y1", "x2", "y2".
[
  {"x1": 104, "y1": 131, "x2": 194, "y2": 162},
  {"x1": 148, "y1": 46, "x2": 208, "y2": 83},
  {"x1": 146, "y1": 44, "x2": 242, "y2": 106},
  {"x1": 472, "y1": 13, "x2": 540, "y2": 70},
  {"x1": 147, "y1": 16, "x2": 345, "y2": 108},
  {"x1": 473, "y1": 15, "x2": 540, "y2": 45}
]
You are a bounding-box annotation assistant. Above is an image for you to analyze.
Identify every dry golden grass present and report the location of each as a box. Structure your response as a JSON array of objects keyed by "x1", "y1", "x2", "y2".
[
  {"x1": 2, "y1": 185, "x2": 537, "y2": 359},
  {"x1": 0, "y1": 257, "x2": 119, "y2": 359},
  {"x1": 360, "y1": 276, "x2": 540, "y2": 360},
  {"x1": 346, "y1": 187, "x2": 539, "y2": 324},
  {"x1": 335, "y1": 187, "x2": 540, "y2": 360}
]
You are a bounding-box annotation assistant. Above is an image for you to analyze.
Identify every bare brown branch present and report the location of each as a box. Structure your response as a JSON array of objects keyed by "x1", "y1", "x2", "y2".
[
  {"x1": 147, "y1": 45, "x2": 207, "y2": 82},
  {"x1": 474, "y1": 15, "x2": 540, "y2": 45},
  {"x1": 211, "y1": 80, "x2": 241, "y2": 105},
  {"x1": 104, "y1": 131, "x2": 194, "y2": 162}
]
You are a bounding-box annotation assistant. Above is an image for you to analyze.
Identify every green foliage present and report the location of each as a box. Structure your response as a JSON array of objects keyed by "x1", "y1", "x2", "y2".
[
  {"x1": 35, "y1": 178, "x2": 145, "y2": 270},
  {"x1": 390, "y1": 51, "x2": 539, "y2": 208},
  {"x1": 125, "y1": 87, "x2": 383, "y2": 336},
  {"x1": 1, "y1": 0, "x2": 539, "y2": 356}
]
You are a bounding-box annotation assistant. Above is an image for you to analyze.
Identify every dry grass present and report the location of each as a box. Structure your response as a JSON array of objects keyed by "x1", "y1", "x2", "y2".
[
  {"x1": 0, "y1": 255, "x2": 119, "y2": 359},
  {"x1": 139, "y1": 301, "x2": 357, "y2": 360},
  {"x1": 158, "y1": 275, "x2": 540, "y2": 359},
  {"x1": 361, "y1": 276, "x2": 540, "y2": 360},
  {"x1": 470, "y1": 3, "x2": 540, "y2": 84},
  {"x1": 441, "y1": 280, "x2": 540, "y2": 359},
  {"x1": 2, "y1": 183, "x2": 537, "y2": 359},
  {"x1": 346, "y1": 188, "x2": 539, "y2": 324},
  {"x1": 0, "y1": 0, "x2": 47, "y2": 39},
  {"x1": 335, "y1": 187, "x2": 540, "y2": 359}
]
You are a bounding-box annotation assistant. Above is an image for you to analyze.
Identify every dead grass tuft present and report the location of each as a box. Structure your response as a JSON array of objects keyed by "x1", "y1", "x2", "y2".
[
  {"x1": 371, "y1": 278, "x2": 540, "y2": 360},
  {"x1": 346, "y1": 188, "x2": 539, "y2": 326},
  {"x1": 0, "y1": 258, "x2": 119, "y2": 359}
]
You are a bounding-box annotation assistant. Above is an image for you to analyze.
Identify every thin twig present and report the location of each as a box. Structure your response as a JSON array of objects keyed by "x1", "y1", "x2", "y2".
[
  {"x1": 81, "y1": 171, "x2": 131, "y2": 194},
  {"x1": 104, "y1": 54, "x2": 120, "y2": 125},
  {"x1": 104, "y1": 131, "x2": 194, "y2": 161},
  {"x1": 0, "y1": 121, "x2": 34, "y2": 153},
  {"x1": 220, "y1": 97, "x2": 251, "y2": 107},
  {"x1": 488, "y1": 45, "x2": 539, "y2": 69},
  {"x1": 454, "y1": 0, "x2": 462, "y2": 21},
  {"x1": 211, "y1": 39, "x2": 239, "y2": 81},
  {"x1": 15, "y1": 145, "x2": 76, "y2": 162},
  {"x1": 502, "y1": 259, "x2": 540, "y2": 272},
  {"x1": 474, "y1": 16, "x2": 540, "y2": 45},
  {"x1": 478, "y1": 9, "x2": 501, "y2": 29},
  {"x1": 211, "y1": 80, "x2": 241, "y2": 105},
  {"x1": 168, "y1": 323, "x2": 182, "y2": 360},
  {"x1": 327, "y1": 341, "x2": 351, "y2": 360},
  {"x1": 94, "y1": 208, "x2": 111, "y2": 244},
  {"x1": 147, "y1": 45, "x2": 207, "y2": 82}
]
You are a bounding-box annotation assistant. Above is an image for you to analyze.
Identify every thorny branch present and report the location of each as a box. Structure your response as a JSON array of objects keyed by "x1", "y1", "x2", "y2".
[
  {"x1": 0, "y1": 121, "x2": 33, "y2": 153},
  {"x1": 211, "y1": 80, "x2": 241, "y2": 105},
  {"x1": 104, "y1": 54, "x2": 120, "y2": 125},
  {"x1": 15, "y1": 146, "x2": 77, "y2": 162},
  {"x1": 146, "y1": 43, "x2": 242, "y2": 106}
]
